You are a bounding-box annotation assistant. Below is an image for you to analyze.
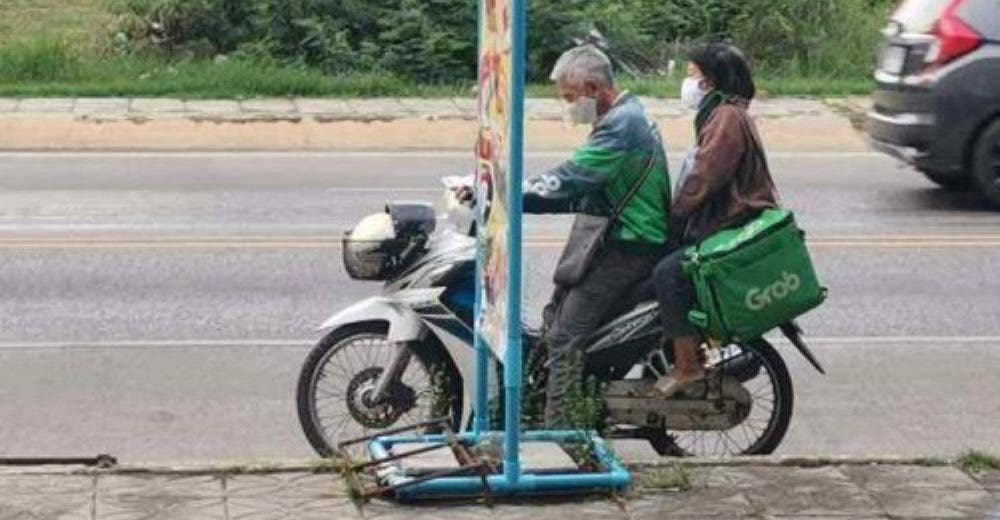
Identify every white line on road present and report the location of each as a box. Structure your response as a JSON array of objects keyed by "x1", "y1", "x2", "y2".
[
  {"x1": 0, "y1": 235, "x2": 998, "y2": 249},
  {"x1": 0, "y1": 336, "x2": 998, "y2": 350},
  {"x1": 0, "y1": 339, "x2": 312, "y2": 350},
  {"x1": 0, "y1": 150, "x2": 883, "y2": 160}
]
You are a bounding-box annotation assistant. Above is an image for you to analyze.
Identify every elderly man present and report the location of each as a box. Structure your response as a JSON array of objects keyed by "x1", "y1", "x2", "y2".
[{"x1": 524, "y1": 45, "x2": 672, "y2": 429}]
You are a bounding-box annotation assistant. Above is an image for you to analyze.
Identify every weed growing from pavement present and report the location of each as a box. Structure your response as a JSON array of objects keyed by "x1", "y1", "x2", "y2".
[
  {"x1": 958, "y1": 450, "x2": 1000, "y2": 475},
  {"x1": 637, "y1": 465, "x2": 693, "y2": 492}
]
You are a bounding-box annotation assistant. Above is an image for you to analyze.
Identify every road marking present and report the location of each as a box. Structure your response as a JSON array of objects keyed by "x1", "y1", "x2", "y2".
[
  {"x1": 0, "y1": 150, "x2": 883, "y2": 160},
  {"x1": 0, "y1": 235, "x2": 998, "y2": 249},
  {"x1": 0, "y1": 339, "x2": 312, "y2": 350},
  {"x1": 0, "y1": 336, "x2": 997, "y2": 351}
]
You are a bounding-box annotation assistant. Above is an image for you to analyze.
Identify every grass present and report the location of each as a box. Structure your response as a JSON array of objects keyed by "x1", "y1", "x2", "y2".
[
  {"x1": 0, "y1": 44, "x2": 470, "y2": 98},
  {"x1": 0, "y1": 49, "x2": 872, "y2": 99},
  {"x1": 637, "y1": 465, "x2": 694, "y2": 491},
  {"x1": 957, "y1": 450, "x2": 1000, "y2": 475},
  {"x1": 0, "y1": 1, "x2": 873, "y2": 99},
  {"x1": 0, "y1": 0, "x2": 110, "y2": 51}
]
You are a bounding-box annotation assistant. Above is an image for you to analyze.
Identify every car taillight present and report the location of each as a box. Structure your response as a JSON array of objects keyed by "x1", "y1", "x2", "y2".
[{"x1": 930, "y1": 0, "x2": 983, "y2": 65}]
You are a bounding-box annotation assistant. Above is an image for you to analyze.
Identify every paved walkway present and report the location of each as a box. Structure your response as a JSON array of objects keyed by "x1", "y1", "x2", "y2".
[
  {"x1": 1, "y1": 460, "x2": 996, "y2": 519},
  {"x1": 0, "y1": 97, "x2": 871, "y2": 152}
]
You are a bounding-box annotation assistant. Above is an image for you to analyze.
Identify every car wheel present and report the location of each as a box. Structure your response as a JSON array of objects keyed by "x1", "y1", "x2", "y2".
[
  {"x1": 920, "y1": 168, "x2": 970, "y2": 191},
  {"x1": 971, "y1": 119, "x2": 1000, "y2": 209}
]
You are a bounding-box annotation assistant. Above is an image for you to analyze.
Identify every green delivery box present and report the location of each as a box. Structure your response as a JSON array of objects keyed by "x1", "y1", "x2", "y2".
[{"x1": 683, "y1": 209, "x2": 827, "y2": 343}]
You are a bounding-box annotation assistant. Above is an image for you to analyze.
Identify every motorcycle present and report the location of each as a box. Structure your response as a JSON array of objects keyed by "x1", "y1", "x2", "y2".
[{"x1": 296, "y1": 180, "x2": 825, "y2": 458}]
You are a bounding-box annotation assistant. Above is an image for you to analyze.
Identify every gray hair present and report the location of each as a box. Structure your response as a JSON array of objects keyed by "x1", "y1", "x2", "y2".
[{"x1": 549, "y1": 45, "x2": 615, "y2": 87}]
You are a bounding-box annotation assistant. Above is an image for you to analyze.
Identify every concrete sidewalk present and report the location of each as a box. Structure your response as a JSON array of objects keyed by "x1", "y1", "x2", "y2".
[
  {"x1": 2, "y1": 458, "x2": 996, "y2": 519},
  {"x1": 0, "y1": 97, "x2": 871, "y2": 152}
]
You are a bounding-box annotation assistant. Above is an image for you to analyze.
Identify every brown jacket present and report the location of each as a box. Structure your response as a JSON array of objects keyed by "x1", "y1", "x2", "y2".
[{"x1": 671, "y1": 99, "x2": 778, "y2": 245}]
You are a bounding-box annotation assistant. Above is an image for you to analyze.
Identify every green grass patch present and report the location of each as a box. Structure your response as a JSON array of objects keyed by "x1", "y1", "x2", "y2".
[
  {"x1": 958, "y1": 450, "x2": 1000, "y2": 475},
  {"x1": 0, "y1": 0, "x2": 110, "y2": 51},
  {"x1": 0, "y1": 51, "x2": 469, "y2": 98},
  {"x1": 638, "y1": 465, "x2": 694, "y2": 491},
  {"x1": 0, "y1": 58, "x2": 870, "y2": 99}
]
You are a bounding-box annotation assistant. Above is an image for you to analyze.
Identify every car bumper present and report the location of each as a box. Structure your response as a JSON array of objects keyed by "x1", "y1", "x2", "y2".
[{"x1": 865, "y1": 108, "x2": 961, "y2": 173}]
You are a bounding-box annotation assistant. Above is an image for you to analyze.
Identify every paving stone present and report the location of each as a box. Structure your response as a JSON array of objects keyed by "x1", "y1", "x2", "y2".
[
  {"x1": 703, "y1": 466, "x2": 883, "y2": 517},
  {"x1": 875, "y1": 488, "x2": 996, "y2": 519},
  {"x1": 18, "y1": 98, "x2": 75, "y2": 112},
  {"x1": 389, "y1": 442, "x2": 461, "y2": 474},
  {"x1": 0, "y1": 98, "x2": 21, "y2": 111},
  {"x1": 397, "y1": 98, "x2": 464, "y2": 119},
  {"x1": 0, "y1": 475, "x2": 93, "y2": 520},
  {"x1": 637, "y1": 97, "x2": 688, "y2": 118},
  {"x1": 449, "y1": 97, "x2": 477, "y2": 116},
  {"x1": 129, "y1": 98, "x2": 187, "y2": 114},
  {"x1": 226, "y1": 473, "x2": 358, "y2": 519},
  {"x1": 239, "y1": 99, "x2": 297, "y2": 114},
  {"x1": 495, "y1": 498, "x2": 626, "y2": 520},
  {"x1": 95, "y1": 475, "x2": 224, "y2": 520},
  {"x1": 519, "y1": 441, "x2": 578, "y2": 474},
  {"x1": 346, "y1": 98, "x2": 408, "y2": 120},
  {"x1": 294, "y1": 98, "x2": 354, "y2": 117},
  {"x1": 226, "y1": 473, "x2": 349, "y2": 499},
  {"x1": 390, "y1": 441, "x2": 577, "y2": 474},
  {"x1": 607, "y1": 439, "x2": 660, "y2": 465},
  {"x1": 228, "y1": 496, "x2": 360, "y2": 520},
  {"x1": 749, "y1": 98, "x2": 826, "y2": 117},
  {"x1": 184, "y1": 100, "x2": 241, "y2": 115},
  {"x1": 74, "y1": 98, "x2": 129, "y2": 115},
  {"x1": 362, "y1": 500, "x2": 490, "y2": 520},
  {"x1": 764, "y1": 516, "x2": 886, "y2": 520},
  {"x1": 842, "y1": 465, "x2": 984, "y2": 490},
  {"x1": 842, "y1": 465, "x2": 995, "y2": 519},
  {"x1": 979, "y1": 470, "x2": 1000, "y2": 494},
  {"x1": 524, "y1": 98, "x2": 563, "y2": 121},
  {"x1": 624, "y1": 488, "x2": 756, "y2": 518}
]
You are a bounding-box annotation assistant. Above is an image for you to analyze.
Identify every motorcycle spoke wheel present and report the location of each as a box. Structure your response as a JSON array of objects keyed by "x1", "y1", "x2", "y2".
[
  {"x1": 648, "y1": 341, "x2": 792, "y2": 457},
  {"x1": 304, "y1": 331, "x2": 437, "y2": 459}
]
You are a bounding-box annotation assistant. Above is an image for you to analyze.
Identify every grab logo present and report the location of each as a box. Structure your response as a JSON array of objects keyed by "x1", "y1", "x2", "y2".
[{"x1": 745, "y1": 272, "x2": 801, "y2": 311}]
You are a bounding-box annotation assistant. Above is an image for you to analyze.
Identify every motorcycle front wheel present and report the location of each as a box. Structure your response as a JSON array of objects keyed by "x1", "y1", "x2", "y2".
[{"x1": 296, "y1": 322, "x2": 462, "y2": 458}]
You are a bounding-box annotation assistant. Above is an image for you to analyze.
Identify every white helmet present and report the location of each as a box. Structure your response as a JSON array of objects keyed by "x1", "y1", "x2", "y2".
[
  {"x1": 351, "y1": 212, "x2": 395, "y2": 243},
  {"x1": 343, "y1": 213, "x2": 398, "y2": 280}
]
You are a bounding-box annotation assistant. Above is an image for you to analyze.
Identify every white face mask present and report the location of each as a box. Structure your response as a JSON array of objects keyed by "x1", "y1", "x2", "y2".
[
  {"x1": 681, "y1": 77, "x2": 707, "y2": 110},
  {"x1": 564, "y1": 96, "x2": 598, "y2": 125}
]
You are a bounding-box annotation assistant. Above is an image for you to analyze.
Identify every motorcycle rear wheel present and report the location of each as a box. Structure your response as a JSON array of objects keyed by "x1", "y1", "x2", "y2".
[{"x1": 642, "y1": 339, "x2": 794, "y2": 457}]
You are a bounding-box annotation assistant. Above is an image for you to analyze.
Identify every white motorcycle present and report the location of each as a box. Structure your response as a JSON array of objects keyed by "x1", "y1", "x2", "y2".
[{"x1": 296, "y1": 180, "x2": 823, "y2": 457}]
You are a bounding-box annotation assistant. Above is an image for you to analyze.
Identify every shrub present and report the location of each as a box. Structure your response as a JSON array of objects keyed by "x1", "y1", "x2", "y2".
[{"x1": 111, "y1": 0, "x2": 895, "y2": 84}]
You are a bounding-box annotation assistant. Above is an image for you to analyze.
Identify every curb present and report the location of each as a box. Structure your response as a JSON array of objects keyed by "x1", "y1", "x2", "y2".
[{"x1": 0, "y1": 455, "x2": 955, "y2": 477}]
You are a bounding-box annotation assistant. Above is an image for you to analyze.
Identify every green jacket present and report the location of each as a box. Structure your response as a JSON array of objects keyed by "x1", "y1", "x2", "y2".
[{"x1": 524, "y1": 93, "x2": 672, "y2": 250}]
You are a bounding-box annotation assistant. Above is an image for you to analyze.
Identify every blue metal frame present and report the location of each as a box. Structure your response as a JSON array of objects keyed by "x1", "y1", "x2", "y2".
[
  {"x1": 472, "y1": 0, "x2": 490, "y2": 439},
  {"x1": 368, "y1": 0, "x2": 632, "y2": 499},
  {"x1": 367, "y1": 431, "x2": 631, "y2": 501},
  {"x1": 503, "y1": 0, "x2": 527, "y2": 484}
]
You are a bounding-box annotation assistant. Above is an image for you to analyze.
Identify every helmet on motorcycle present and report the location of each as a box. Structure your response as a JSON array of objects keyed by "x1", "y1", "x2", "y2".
[{"x1": 343, "y1": 212, "x2": 404, "y2": 280}]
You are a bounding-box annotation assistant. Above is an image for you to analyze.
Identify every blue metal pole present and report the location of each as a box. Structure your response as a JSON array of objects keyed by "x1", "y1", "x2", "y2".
[
  {"x1": 473, "y1": 0, "x2": 488, "y2": 437},
  {"x1": 503, "y1": 0, "x2": 527, "y2": 484}
]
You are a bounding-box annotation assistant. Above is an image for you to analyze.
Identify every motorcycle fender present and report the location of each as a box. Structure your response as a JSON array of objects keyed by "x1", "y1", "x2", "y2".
[{"x1": 317, "y1": 297, "x2": 426, "y2": 343}]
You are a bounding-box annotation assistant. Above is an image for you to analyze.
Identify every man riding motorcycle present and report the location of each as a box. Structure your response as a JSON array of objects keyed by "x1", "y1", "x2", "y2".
[{"x1": 467, "y1": 44, "x2": 672, "y2": 428}]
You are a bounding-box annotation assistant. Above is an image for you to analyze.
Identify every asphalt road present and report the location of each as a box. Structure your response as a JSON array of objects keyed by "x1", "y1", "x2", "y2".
[{"x1": 0, "y1": 151, "x2": 998, "y2": 463}]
